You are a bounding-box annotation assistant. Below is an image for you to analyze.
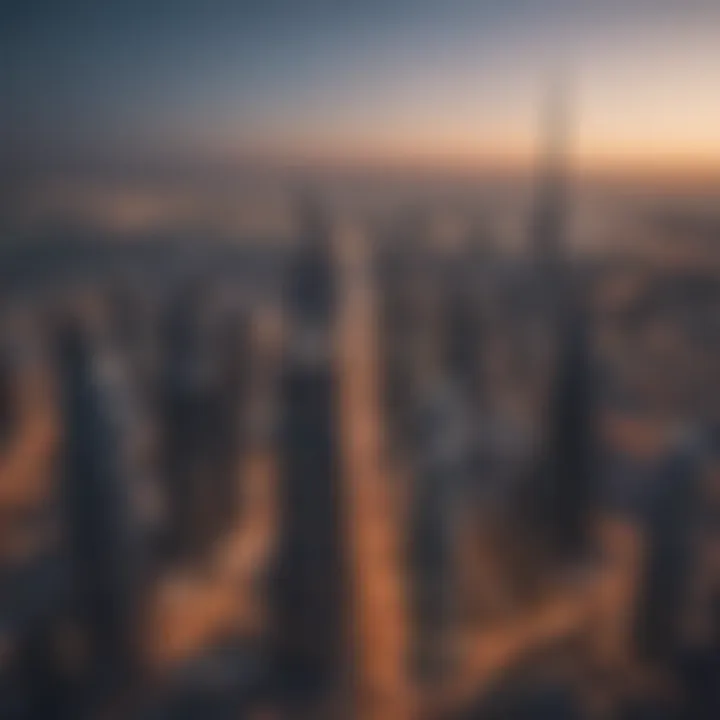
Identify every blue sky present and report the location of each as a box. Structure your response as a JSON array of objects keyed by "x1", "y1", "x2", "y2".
[{"x1": 3, "y1": 0, "x2": 719, "y2": 171}]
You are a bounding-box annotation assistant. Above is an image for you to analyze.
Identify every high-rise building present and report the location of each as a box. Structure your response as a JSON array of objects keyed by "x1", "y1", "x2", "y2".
[
  {"x1": 0, "y1": 338, "x2": 14, "y2": 449},
  {"x1": 408, "y1": 376, "x2": 472, "y2": 682},
  {"x1": 634, "y1": 433, "x2": 703, "y2": 665},
  {"x1": 442, "y1": 262, "x2": 485, "y2": 413},
  {"x1": 0, "y1": 549, "x2": 74, "y2": 720},
  {"x1": 273, "y1": 199, "x2": 346, "y2": 709},
  {"x1": 159, "y1": 282, "x2": 218, "y2": 560},
  {"x1": 13, "y1": 621, "x2": 71, "y2": 720},
  {"x1": 206, "y1": 307, "x2": 250, "y2": 535},
  {"x1": 55, "y1": 319, "x2": 144, "y2": 699},
  {"x1": 530, "y1": 87, "x2": 569, "y2": 277},
  {"x1": 376, "y1": 244, "x2": 422, "y2": 463},
  {"x1": 525, "y1": 88, "x2": 599, "y2": 564},
  {"x1": 375, "y1": 217, "x2": 438, "y2": 465},
  {"x1": 534, "y1": 299, "x2": 598, "y2": 561}
]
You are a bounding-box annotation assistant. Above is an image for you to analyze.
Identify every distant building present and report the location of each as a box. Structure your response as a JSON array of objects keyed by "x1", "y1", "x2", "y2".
[
  {"x1": 375, "y1": 227, "x2": 441, "y2": 464},
  {"x1": 375, "y1": 238, "x2": 417, "y2": 460},
  {"x1": 530, "y1": 87, "x2": 569, "y2": 279},
  {"x1": 442, "y1": 262, "x2": 485, "y2": 412}
]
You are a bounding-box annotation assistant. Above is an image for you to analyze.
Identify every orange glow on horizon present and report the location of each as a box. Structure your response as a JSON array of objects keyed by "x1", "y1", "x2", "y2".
[{"x1": 219, "y1": 137, "x2": 720, "y2": 184}]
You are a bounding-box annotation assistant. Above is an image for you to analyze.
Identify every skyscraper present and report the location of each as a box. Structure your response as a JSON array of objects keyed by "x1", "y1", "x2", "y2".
[
  {"x1": 375, "y1": 239, "x2": 423, "y2": 464},
  {"x1": 13, "y1": 621, "x2": 71, "y2": 720},
  {"x1": 274, "y1": 198, "x2": 346, "y2": 709},
  {"x1": 159, "y1": 282, "x2": 218, "y2": 561},
  {"x1": 534, "y1": 298, "x2": 598, "y2": 562},
  {"x1": 207, "y1": 307, "x2": 250, "y2": 535},
  {"x1": 408, "y1": 375, "x2": 472, "y2": 683},
  {"x1": 0, "y1": 338, "x2": 14, "y2": 450},
  {"x1": 634, "y1": 433, "x2": 703, "y2": 665},
  {"x1": 55, "y1": 319, "x2": 144, "y2": 700},
  {"x1": 530, "y1": 86, "x2": 569, "y2": 277},
  {"x1": 525, "y1": 87, "x2": 598, "y2": 564},
  {"x1": 442, "y1": 261, "x2": 485, "y2": 413}
]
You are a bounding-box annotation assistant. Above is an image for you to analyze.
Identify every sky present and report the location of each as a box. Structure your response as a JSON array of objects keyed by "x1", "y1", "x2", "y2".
[{"x1": 3, "y1": 0, "x2": 720, "y2": 175}]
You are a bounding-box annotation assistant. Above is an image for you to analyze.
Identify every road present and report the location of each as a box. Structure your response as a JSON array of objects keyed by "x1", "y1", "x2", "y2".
[{"x1": 335, "y1": 225, "x2": 413, "y2": 719}]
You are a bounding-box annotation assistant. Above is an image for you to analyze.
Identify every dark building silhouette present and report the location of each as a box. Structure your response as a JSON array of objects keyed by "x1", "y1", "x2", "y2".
[
  {"x1": 159, "y1": 282, "x2": 219, "y2": 560},
  {"x1": 108, "y1": 282, "x2": 141, "y2": 356},
  {"x1": 530, "y1": 87, "x2": 569, "y2": 277},
  {"x1": 137, "y1": 637, "x2": 271, "y2": 720},
  {"x1": 634, "y1": 434, "x2": 703, "y2": 665},
  {"x1": 55, "y1": 320, "x2": 144, "y2": 701},
  {"x1": 206, "y1": 308, "x2": 250, "y2": 535},
  {"x1": 375, "y1": 215, "x2": 439, "y2": 464},
  {"x1": 277, "y1": 198, "x2": 345, "y2": 703},
  {"x1": 442, "y1": 262, "x2": 485, "y2": 412},
  {"x1": 0, "y1": 340, "x2": 15, "y2": 449},
  {"x1": 13, "y1": 622, "x2": 72, "y2": 720},
  {"x1": 107, "y1": 281, "x2": 157, "y2": 398},
  {"x1": 534, "y1": 298, "x2": 598, "y2": 561},
  {"x1": 273, "y1": 199, "x2": 346, "y2": 708},
  {"x1": 678, "y1": 642, "x2": 720, "y2": 720},
  {"x1": 463, "y1": 673, "x2": 583, "y2": 720},
  {"x1": 524, "y1": 89, "x2": 599, "y2": 563},
  {"x1": 0, "y1": 315, "x2": 29, "y2": 453},
  {"x1": 408, "y1": 377, "x2": 472, "y2": 682},
  {"x1": 376, "y1": 242, "x2": 420, "y2": 463},
  {"x1": 0, "y1": 552, "x2": 73, "y2": 720}
]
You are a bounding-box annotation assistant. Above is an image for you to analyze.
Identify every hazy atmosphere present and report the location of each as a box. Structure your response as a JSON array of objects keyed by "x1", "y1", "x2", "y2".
[{"x1": 1, "y1": 2, "x2": 719, "y2": 720}]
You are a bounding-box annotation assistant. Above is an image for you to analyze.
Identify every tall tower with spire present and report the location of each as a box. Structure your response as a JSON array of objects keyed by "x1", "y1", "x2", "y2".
[
  {"x1": 525, "y1": 86, "x2": 599, "y2": 565},
  {"x1": 530, "y1": 86, "x2": 570, "y2": 277}
]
